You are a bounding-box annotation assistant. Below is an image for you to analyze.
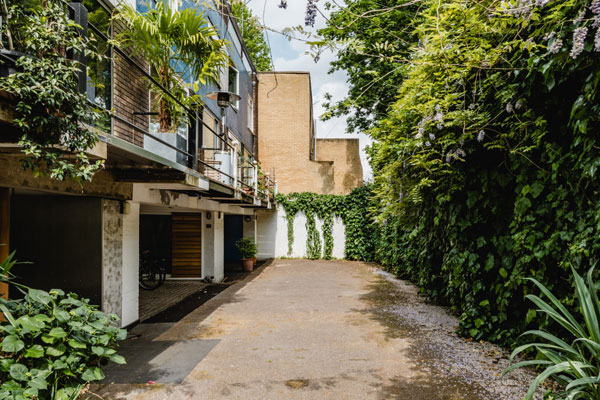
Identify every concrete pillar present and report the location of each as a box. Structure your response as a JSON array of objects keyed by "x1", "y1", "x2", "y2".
[
  {"x1": 102, "y1": 200, "x2": 123, "y2": 321},
  {"x1": 121, "y1": 202, "x2": 139, "y2": 327},
  {"x1": 0, "y1": 188, "x2": 9, "y2": 300},
  {"x1": 202, "y1": 211, "x2": 224, "y2": 282},
  {"x1": 101, "y1": 200, "x2": 140, "y2": 328}
]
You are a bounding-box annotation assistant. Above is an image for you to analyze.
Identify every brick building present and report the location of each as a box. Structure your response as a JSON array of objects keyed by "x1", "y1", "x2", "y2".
[{"x1": 257, "y1": 72, "x2": 363, "y2": 195}]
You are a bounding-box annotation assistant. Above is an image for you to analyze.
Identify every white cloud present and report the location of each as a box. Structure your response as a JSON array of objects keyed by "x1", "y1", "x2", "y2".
[{"x1": 247, "y1": 0, "x2": 373, "y2": 180}]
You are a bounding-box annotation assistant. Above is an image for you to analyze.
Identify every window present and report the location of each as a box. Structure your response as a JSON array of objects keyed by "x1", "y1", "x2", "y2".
[
  {"x1": 214, "y1": 118, "x2": 221, "y2": 150},
  {"x1": 247, "y1": 96, "x2": 254, "y2": 132},
  {"x1": 228, "y1": 66, "x2": 238, "y2": 109},
  {"x1": 80, "y1": 0, "x2": 111, "y2": 132}
]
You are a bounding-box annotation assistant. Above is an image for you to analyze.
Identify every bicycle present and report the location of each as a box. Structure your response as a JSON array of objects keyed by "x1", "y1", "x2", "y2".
[{"x1": 139, "y1": 252, "x2": 167, "y2": 290}]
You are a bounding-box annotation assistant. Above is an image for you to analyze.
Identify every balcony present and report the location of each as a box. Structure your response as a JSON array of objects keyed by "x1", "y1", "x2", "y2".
[{"x1": 0, "y1": 0, "x2": 275, "y2": 208}]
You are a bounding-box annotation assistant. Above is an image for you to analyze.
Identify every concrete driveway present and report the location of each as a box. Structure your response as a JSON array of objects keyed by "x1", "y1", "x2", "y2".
[{"x1": 96, "y1": 259, "x2": 535, "y2": 399}]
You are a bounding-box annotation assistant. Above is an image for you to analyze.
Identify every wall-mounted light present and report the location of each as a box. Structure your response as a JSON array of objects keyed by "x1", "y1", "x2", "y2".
[
  {"x1": 206, "y1": 211, "x2": 212, "y2": 220},
  {"x1": 218, "y1": 212, "x2": 222, "y2": 220},
  {"x1": 244, "y1": 215, "x2": 252, "y2": 222}
]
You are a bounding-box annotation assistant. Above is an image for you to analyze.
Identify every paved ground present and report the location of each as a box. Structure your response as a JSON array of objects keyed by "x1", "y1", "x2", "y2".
[
  {"x1": 96, "y1": 259, "x2": 539, "y2": 399},
  {"x1": 139, "y1": 281, "x2": 208, "y2": 322}
]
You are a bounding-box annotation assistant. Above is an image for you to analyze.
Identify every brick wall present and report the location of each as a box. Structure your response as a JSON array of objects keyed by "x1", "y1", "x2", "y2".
[
  {"x1": 257, "y1": 72, "x2": 335, "y2": 194},
  {"x1": 112, "y1": 22, "x2": 149, "y2": 147},
  {"x1": 316, "y1": 139, "x2": 364, "y2": 195},
  {"x1": 257, "y1": 72, "x2": 362, "y2": 195}
]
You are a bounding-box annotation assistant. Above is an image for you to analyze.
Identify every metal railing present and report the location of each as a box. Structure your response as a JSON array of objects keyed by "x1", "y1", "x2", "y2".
[{"x1": 82, "y1": 1, "x2": 275, "y2": 203}]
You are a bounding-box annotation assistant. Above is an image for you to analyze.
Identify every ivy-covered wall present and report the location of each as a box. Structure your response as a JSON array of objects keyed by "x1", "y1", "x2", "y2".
[{"x1": 273, "y1": 187, "x2": 375, "y2": 260}]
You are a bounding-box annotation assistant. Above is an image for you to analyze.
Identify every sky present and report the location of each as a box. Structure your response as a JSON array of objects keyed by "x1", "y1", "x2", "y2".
[{"x1": 246, "y1": 0, "x2": 373, "y2": 180}]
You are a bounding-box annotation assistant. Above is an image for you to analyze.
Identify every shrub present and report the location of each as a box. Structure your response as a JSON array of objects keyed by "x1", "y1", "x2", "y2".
[
  {"x1": 236, "y1": 237, "x2": 257, "y2": 259},
  {"x1": 505, "y1": 267, "x2": 600, "y2": 400},
  {"x1": 0, "y1": 255, "x2": 126, "y2": 400}
]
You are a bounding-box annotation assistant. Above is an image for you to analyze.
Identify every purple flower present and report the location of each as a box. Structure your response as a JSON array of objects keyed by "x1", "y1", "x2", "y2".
[
  {"x1": 305, "y1": 0, "x2": 318, "y2": 27},
  {"x1": 591, "y1": 0, "x2": 600, "y2": 15},
  {"x1": 570, "y1": 26, "x2": 588, "y2": 59},
  {"x1": 477, "y1": 130, "x2": 485, "y2": 142},
  {"x1": 549, "y1": 38, "x2": 563, "y2": 54},
  {"x1": 278, "y1": 0, "x2": 287, "y2": 9}
]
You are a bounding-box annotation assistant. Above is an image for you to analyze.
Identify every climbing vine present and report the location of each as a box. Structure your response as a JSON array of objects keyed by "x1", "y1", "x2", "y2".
[
  {"x1": 0, "y1": 0, "x2": 105, "y2": 182},
  {"x1": 275, "y1": 187, "x2": 375, "y2": 260}
]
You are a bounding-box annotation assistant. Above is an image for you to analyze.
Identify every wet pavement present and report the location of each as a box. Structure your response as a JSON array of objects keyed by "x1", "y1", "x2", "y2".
[{"x1": 95, "y1": 259, "x2": 540, "y2": 399}]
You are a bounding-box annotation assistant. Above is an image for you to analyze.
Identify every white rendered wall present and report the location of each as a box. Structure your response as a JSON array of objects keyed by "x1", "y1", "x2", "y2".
[
  {"x1": 260, "y1": 205, "x2": 347, "y2": 259},
  {"x1": 202, "y1": 211, "x2": 224, "y2": 282},
  {"x1": 121, "y1": 202, "x2": 139, "y2": 327},
  {"x1": 256, "y1": 210, "x2": 277, "y2": 259}
]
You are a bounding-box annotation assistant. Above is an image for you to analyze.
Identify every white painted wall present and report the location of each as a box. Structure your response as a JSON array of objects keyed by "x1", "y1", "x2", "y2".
[
  {"x1": 202, "y1": 211, "x2": 225, "y2": 282},
  {"x1": 257, "y1": 206, "x2": 346, "y2": 260},
  {"x1": 256, "y1": 210, "x2": 277, "y2": 259},
  {"x1": 121, "y1": 202, "x2": 139, "y2": 327}
]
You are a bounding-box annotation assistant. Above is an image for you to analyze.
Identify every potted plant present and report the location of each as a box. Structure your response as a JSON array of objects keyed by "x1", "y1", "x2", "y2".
[{"x1": 236, "y1": 236, "x2": 257, "y2": 272}]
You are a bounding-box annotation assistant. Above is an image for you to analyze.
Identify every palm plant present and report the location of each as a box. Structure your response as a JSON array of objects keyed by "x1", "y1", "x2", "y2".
[
  {"x1": 504, "y1": 266, "x2": 600, "y2": 399},
  {"x1": 113, "y1": 1, "x2": 229, "y2": 131}
]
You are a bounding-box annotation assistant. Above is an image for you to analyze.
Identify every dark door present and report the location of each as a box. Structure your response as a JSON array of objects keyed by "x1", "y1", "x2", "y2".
[{"x1": 224, "y1": 215, "x2": 243, "y2": 272}]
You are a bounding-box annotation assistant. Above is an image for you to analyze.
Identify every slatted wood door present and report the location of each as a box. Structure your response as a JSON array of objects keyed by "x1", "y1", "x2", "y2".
[{"x1": 171, "y1": 213, "x2": 202, "y2": 277}]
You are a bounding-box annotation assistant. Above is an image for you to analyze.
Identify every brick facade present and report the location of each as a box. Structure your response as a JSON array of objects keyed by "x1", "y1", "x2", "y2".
[
  {"x1": 256, "y1": 72, "x2": 363, "y2": 195},
  {"x1": 111, "y1": 22, "x2": 149, "y2": 147},
  {"x1": 316, "y1": 139, "x2": 364, "y2": 195}
]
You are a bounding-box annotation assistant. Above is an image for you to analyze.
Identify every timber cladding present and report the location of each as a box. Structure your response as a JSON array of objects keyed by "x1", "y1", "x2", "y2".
[
  {"x1": 171, "y1": 213, "x2": 202, "y2": 277},
  {"x1": 112, "y1": 21, "x2": 149, "y2": 147}
]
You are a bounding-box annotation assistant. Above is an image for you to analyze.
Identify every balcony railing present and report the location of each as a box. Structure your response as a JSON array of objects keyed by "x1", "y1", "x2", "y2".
[{"x1": 77, "y1": 0, "x2": 275, "y2": 203}]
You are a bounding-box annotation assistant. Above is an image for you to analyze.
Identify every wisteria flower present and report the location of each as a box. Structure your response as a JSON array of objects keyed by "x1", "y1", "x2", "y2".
[
  {"x1": 570, "y1": 26, "x2": 588, "y2": 58},
  {"x1": 477, "y1": 130, "x2": 486, "y2": 142}
]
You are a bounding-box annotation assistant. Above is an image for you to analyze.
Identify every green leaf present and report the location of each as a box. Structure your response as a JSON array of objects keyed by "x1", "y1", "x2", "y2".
[
  {"x1": 108, "y1": 354, "x2": 126, "y2": 365},
  {"x1": 81, "y1": 367, "x2": 105, "y2": 381},
  {"x1": 49, "y1": 327, "x2": 68, "y2": 338},
  {"x1": 9, "y1": 363, "x2": 28, "y2": 381},
  {"x1": 16, "y1": 315, "x2": 46, "y2": 331},
  {"x1": 525, "y1": 309, "x2": 536, "y2": 324},
  {"x1": 68, "y1": 339, "x2": 87, "y2": 349},
  {"x1": 499, "y1": 268, "x2": 508, "y2": 279},
  {"x1": 24, "y1": 345, "x2": 44, "y2": 358},
  {"x1": 28, "y1": 288, "x2": 52, "y2": 306},
  {"x1": 2, "y1": 335, "x2": 25, "y2": 353},
  {"x1": 28, "y1": 377, "x2": 47, "y2": 390},
  {"x1": 46, "y1": 344, "x2": 66, "y2": 357}
]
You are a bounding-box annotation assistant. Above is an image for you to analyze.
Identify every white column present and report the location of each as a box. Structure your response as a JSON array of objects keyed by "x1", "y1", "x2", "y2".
[
  {"x1": 202, "y1": 211, "x2": 225, "y2": 282},
  {"x1": 121, "y1": 202, "x2": 139, "y2": 327}
]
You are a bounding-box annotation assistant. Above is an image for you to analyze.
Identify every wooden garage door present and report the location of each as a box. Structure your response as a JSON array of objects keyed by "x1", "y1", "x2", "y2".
[{"x1": 171, "y1": 214, "x2": 202, "y2": 277}]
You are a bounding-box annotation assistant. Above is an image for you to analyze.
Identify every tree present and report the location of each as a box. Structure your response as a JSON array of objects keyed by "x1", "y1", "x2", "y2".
[
  {"x1": 113, "y1": 1, "x2": 229, "y2": 131},
  {"x1": 230, "y1": 0, "x2": 272, "y2": 71},
  {"x1": 318, "y1": 0, "x2": 419, "y2": 133}
]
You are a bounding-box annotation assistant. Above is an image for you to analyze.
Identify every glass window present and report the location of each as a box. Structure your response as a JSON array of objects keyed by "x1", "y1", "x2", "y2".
[
  {"x1": 82, "y1": 0, "x2": 111, "y2": 132},
  {"x1": 228, "y1": 66, "x2": 238, "y2": 108},
  {"x1": 247, "y1": 96, "x2": 253, "y2": 132}
]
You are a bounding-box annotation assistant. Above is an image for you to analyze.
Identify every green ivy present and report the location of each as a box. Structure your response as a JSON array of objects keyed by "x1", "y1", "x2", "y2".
[
  {"x1": 0, "y1": 0, "x2": 105, "y2": 182},
  {"x1": 275, "y1": 187, "x2": 375, "y2": 260}
]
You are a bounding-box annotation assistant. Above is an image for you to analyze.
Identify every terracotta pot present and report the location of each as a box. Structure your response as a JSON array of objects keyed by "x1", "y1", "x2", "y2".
[
  {"x1": 252, "y1": 257, "x2": 257, "y2": 266},
  {"x1": 241, "y1": 258, "x2": 254, "y2": 272}
]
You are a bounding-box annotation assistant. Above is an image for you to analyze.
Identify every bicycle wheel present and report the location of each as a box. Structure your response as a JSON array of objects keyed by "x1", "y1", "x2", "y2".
[{"x1": 139, "y1": 263, "x2": 161, "y2": 290}]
